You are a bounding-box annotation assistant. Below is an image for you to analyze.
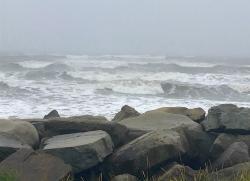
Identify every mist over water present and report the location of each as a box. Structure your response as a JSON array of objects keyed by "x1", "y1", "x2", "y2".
[
  {"x1": 1, "y1": 1, "x2": 250, "y2": 118},
  {"x1": 0, "y1": 55, "x2": 249, "y2": 119}
]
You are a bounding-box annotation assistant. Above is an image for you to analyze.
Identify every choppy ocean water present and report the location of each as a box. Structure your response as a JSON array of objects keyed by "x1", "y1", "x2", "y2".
[{"x1": 0, "y1": 55, "x2": 250, "y2": 119}]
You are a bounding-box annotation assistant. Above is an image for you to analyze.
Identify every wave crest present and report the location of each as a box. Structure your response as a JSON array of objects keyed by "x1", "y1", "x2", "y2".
[{"x1": 161, "y1": 82, "x2": 248, "y2": 101}]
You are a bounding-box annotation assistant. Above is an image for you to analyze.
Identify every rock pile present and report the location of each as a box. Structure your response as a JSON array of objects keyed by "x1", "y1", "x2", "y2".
[{"x1": 0, "y1": 105, "x2": 250, "y2": 181}]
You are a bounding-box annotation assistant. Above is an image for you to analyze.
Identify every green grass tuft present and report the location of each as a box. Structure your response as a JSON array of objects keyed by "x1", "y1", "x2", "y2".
[{"x1": 0, "y1": 171, "x2": 17, "y2": 181}]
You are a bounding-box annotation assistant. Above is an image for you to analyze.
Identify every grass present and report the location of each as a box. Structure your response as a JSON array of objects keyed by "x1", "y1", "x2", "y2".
[
  {"x1": 0, "y1": 170, "x2": 74, "y2": 181},
  {"x1": 1, "y1": 168, "x2": 250, "y2": 181},
  {"x1": 136, "y1": 164, "x2": 250, "y2": 181},
  {"x1": 159, "y1": 169, "x2": 250, "y2": 181},
  {"x1": 0, "y1": 171, "x2": 17, "y2": 181}
]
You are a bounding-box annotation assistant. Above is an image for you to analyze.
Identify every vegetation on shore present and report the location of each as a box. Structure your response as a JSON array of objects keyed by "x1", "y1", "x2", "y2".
[{"x1": 0, "y1": 171, "x2": 17, "y2": 181}]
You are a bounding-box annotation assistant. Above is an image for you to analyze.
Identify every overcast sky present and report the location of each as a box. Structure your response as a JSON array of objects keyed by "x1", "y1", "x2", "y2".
[{"x1": 0, "y1": 0, "x2": 250, "y2": 56}]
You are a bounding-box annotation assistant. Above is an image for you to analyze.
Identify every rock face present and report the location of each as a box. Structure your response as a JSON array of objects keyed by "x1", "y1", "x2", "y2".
[
  {"x1": 110, "y1": 129, "x2": 190, "y2": 175},
  {"x1": 0, "y1": 134, "x2": 31, "y2": 161},
  {"x1": 0, "y1": 119, "x2": 39, "y2": 148},
  {"x1": 119, "y1": 111, "x2": 196, "y2": 132},
  {"x1": 158, "y1": 164, "x2": 196, "y2": 181},
  {"x1": 212, "y1": 142, "x2": 250, "y2": 169},
  {"x1": 178, "y1": 123, "x2": 215, "y2": 166},
  {"x1": 119, "y1": 111, "x2": 213, "y2": 161},
  {"x1": 202, "y1": 104, "x2": 250, "y2": 133},
  {"x1": 42, "y1": 116, "x2": 128, "y2": 147},
  {"x1": 111, "y1": 174, "x2": 139, "y2": 181},
  {"x1": 150, "y1": 107, "x2": 205, "y2": 123},
  {"x1": 43, "y1": 110, "x2": 60, "y2": 119},
  {"x1": 209, "y1": 133, "x2": 250, "y2": 160},
  {"x1": 209, "y1": 162, "x2": 250, "y2": 181},
  {"x1": 42, "y1": 130, "x2": 114, "y2": 173},
  {"x1": 0, "y1": 148, "x2": 72, "y2": 181},
  {"x1": 112, "y1": 105, "x2": 140, "y2": 122},
  {"x1": 118, "y1": 110, "x2": 213, "y2": 168}
]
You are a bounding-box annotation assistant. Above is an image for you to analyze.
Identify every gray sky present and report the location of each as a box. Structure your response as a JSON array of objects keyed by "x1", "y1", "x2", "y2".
[{"x1": 0, "y1": 0, "x2": 250, "y2": 56}]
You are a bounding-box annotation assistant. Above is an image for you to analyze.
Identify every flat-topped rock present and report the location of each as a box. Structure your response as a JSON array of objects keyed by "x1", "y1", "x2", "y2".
[
  {"x1": 0, "y1": 119, "x2": 39, "y2": 148},
  {"x1": 149, "y1": 107, "x2": 205, "y2": 123},
  {"x1": 119, "y1": 111, "x2": 196, "y2": 132},
  {"x1": 42, "y1": 130, "x2": 114, "y2": 173},
  {"x1": 0, "y1": 134, "x2": 31, "y2": 161},
  {"x1": 202, "y1": 104, "x2": 250, "y2": 134},
  {"x1": 42, "y1": 115, "x2": 128, "y2": 146},
  {"x1": 0, "y1": 148, "x2": 72, "y2": 181}
]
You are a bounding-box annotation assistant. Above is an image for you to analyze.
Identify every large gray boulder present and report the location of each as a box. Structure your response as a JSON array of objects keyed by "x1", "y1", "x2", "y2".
[
  {"x1": 210, "y1": 133, "x2": 250, "y2": 160},
  {"x1": 111, "y1": 174, "x2": 139, "y2": 181},
  {"x1": 41, "y1": 116, "x2": 129, "y2": 147},
  {"x1": 0, "y1": 148, "x2": 72, "y2": 181},
  {"x1": 0, "y1": 119, "x2": 39, "y2": 148},
  {"x1": 0, "y1": 134, "x2": 31, "y2": 161},
  {"x1": 202, "y1": 104, "x2": 250, "y2": 133},
  {"x1": 177, "y1": 123, "x2": 215, "y2": 166},
  {"x1": 119, "y1": 111, "x2": 196, "y2": 132},
  {"x1": 212, "y1": 142, "x2": 250, "y2": 169},
  {"x1": 110, "y1": 129, "x2": 190, "y2": 175},
  {"x1": 112, "y1": 105, "x2": 140, "y2": 122},
  {"x1": 42, "y1": 130, "x2": 114, "y2": 173},
  {"x1": 119, "y1": 111, "x2": 214, "y2": 164},
  {"x1": 149, "y1": 107, "x2": 205, "y2": 123}
]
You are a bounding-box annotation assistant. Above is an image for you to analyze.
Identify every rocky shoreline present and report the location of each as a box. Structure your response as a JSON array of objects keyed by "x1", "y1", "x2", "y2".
[{"x1": 0, "y1": 104, "x2": 250, "y2": 181}]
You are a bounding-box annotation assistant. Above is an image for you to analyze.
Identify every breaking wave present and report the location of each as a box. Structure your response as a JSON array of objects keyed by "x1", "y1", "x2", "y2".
[
  {"x1": 0, "y1": 63, "x2": 27, "y2": 72},
  {"x1": 113, "y1": 63, "x2": 250, "y2": 74},
  {"x1": 161, "y1": 82, "x2": 249, "y2": 101}
]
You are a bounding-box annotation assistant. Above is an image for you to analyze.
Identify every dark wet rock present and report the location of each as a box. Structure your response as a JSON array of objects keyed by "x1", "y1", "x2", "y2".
[
  {"x1": 212, "y1": 142, "x2": 250, "y2": 169},
  {"x1": 209, "y1": 133, "x2": 250, "y2": 160},
  {"x1": 111, "y1": 174, "x2": 139, "y2": 181},
  {"x1": 178, "y1": 123, "x2": 215, "y2": 167},
  {"x1": 202, "y1": 104, "x2": 250, "y2": 134},
  {"x1": 112, "y1": 105, "x2": 140, "y2": 122},
  {"x1": 0, "y1": 148, "x2": 72, "y2": 181},
  {"x1": 31, "y1": 121, "x2": 46, "y2": 140},
  {"x1": 43, "y1": 110, "x2": 60, "y2": 119},
  {"x1": 42, "y1": 131, "x2": 114, "y2": 173},
  {"x1": 149, "y1": 107, "x2": 205, "y2": 123}
]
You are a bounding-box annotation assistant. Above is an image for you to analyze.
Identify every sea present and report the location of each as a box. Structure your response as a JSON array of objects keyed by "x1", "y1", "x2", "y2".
[{"x1": 0, "y1": 54, "x2": 250, "y2": 119}]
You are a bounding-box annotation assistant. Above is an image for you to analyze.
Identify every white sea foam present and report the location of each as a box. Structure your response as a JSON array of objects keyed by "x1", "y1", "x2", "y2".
[
  {"x1": 0, "y1": 55, "x2": 249, "y2": 119},
  {"x1": 18, "y1": 61, "x2": 52, "y2": 69}
]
